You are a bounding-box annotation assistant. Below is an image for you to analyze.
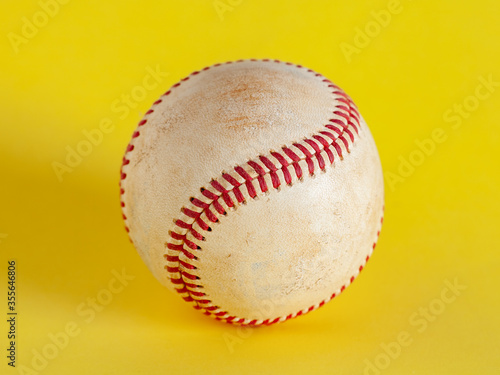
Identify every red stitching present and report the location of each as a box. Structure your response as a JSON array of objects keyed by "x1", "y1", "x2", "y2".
[
  {"x1": 246, "y1": 180, "x2": 257, "y2": 198},
  {"x1": 195, "y1": 217, "x2": 210, "y2": 230},
  {"x1": 259, "y1": 156, "x2": 277, "y2": 171},
  {"x1": 175, "y1": 219, "x2": 190, "y2": 229},
  {"x1": 182, "y1": 208, "x2": 200, "y2": 219},
  {"x1": 204, "y1": 207, "x2": 218, "y2": 223},
  {"x1": 121, "y1": 59, "x2": 381, "y2": 325},
  {"x1": 191, "y1": 198, "x2": 208, "y2": 209},
  {"x1": 282, "y1": 146, "x2": 301, "y2": 162},
  {"x1": 201, "y1": 188, "x2": 218, "y2": 200}
]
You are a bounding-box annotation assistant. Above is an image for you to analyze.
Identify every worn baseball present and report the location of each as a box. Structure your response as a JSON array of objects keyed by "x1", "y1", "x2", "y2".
[{"x1": 120, "y1": 59, "x2": 384, "y2": 325}]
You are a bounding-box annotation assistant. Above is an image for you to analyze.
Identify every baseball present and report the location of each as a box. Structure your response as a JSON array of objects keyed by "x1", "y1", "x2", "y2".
[{"x1": 120, "y1": 59, "x2": 384, "y2": 326}]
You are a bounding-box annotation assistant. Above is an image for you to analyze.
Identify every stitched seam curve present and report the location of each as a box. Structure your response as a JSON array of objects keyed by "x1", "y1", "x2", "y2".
[{"x1": 120, "y1": 59, "x2": 381, "y2": 326}]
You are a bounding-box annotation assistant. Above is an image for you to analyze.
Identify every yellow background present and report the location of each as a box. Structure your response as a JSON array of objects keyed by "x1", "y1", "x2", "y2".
[{"x1": 1, "y1": 0, "x2": 499, "y2": 374}]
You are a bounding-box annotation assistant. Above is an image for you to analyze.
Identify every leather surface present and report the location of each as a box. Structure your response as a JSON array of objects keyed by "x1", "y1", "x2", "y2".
[{"x1": 121, "y1": 60, "x2": 384, "y2": 322}]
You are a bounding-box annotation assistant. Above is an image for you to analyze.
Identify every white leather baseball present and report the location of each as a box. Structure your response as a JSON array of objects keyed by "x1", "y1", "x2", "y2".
[{"x1": 120, "y1": 59, "x2": 384, "y2": 325}]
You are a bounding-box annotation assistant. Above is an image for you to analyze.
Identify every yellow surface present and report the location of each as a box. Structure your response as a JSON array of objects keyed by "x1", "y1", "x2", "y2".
[{"x1": 1, "y1": 0, "x2": 499, "y2": 374}]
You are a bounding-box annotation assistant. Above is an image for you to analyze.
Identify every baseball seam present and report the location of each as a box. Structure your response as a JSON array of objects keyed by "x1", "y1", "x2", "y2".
[{"x1": 120, "y1": 59, "x2": 384, "y2": 326}]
